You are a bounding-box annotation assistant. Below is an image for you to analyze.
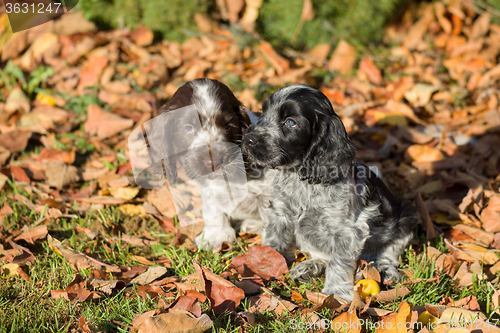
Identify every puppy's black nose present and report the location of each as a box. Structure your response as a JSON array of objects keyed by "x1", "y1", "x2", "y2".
[{"x1": 245, "y1": 135, "x2": 257, "y2": 147}]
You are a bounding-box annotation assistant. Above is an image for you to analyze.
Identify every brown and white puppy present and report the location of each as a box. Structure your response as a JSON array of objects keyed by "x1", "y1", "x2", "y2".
[{"x1": 158, "y1": 78, "x2": 273, "y2": 251}]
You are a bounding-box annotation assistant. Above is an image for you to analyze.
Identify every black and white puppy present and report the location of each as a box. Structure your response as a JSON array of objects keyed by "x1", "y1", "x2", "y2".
[
  {"x1": 242, "y1": 84, "x2": 417, "y2": 301},
  {"x1": 158, "y1": 78, "x2": 273, "y2": 251}
]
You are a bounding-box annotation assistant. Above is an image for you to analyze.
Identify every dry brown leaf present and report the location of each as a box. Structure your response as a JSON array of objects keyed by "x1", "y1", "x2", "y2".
[
  {"x1": 358, "y1": 57, "x2": 382, "y2": 85},
  {"x1": 78, "y1": 55, "x2": 108, "y2": 90},
  {"x1": 404, "y1": 83, "x2": 438, "y2": 107},
  {"x1": 453, "y1": 224, "x2": 494, "y2": 247},
  {"x1": 193, "y1": 260, "x2": 245, "y2": 314},
  {"x1": 402, "y1": 5, "x2": 434, "y2": 49},
  {"x1": 0, "y1": 131, "x2": 31, "y2": 153},
  {"x1": 87, "y1": 279, "x2": 126, "y2": 295},
  {"x1": 405, "y1": 144, "x2": 444, "y2": 163},
  {"x1": 169, "y1": 295, "x2": 202, "y2": 318},
  {"x1": 375, "y1": 301, "x2": 411, "y2": 333},
  {"x1": 361, "y1": 262, "x2": 381, "y2": 283},
  {"x1": 45, "y1": 162, "x2": 80, "y2": 189},
  {"x1": 434, "y1": 2, "x2": 452, "y2": 34},
  {"x1": 329, "y1": 40, "x2": 356, "y2": 74},
  {"x1": 130, "y1": 27, "x2": 154, "y2": 46},
  {"x1": 78, "y1": 316, "x2": 102, "y2": 333},
  {"x1": 482, "y1": 206, "x2": 500, "y2": 233},
  {"x1": 331, "y1": 310, "x2": 361, "y2": 333},
  {"x1": 14, "y1": 225, "x2": 48, "y2": 245},
  {"x1": 48, "y1": 235, "x2": 120, "y2": 272},
  {"x1": 52, "y1": 12, "x2": 96, "y2": 35},
  {"x1": 83, "y1": 105, "x2": 133, "y2": 140},
  {"x1": 130, "y1": 266, "x2": 168, "y2": 285},
  {"x1": 230, "y1": 245, "x2": 288, "y2": 280},
  {"x1": 454, "y1": 244, "x2": 499, "y2": 265},
  {"x1": 248, "y1": 293, "x2": 298, "y2": 315},
  {"x1": 470, "y1": 12, "x2": 490, "y2": 40},
  {"x1": 427, "y1": 246, "x2": 459, "y2": 276},
  {"x1": 148, "y1": 189, "x2": 177, "y2": 218},
  {"x1": 11, "y1": 166, "x2": 30, "y2": 183},
  {"x1": 373, "y1": 287, "x2": 411, "y2": 304},
  {"x1": 133, "y1": 310, "x2": 212, "y2": 333}
]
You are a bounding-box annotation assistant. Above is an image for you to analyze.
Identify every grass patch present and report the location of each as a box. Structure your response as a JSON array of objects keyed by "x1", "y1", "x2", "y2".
[{"x1": 1, "y1": 186, "x2": 499, "y2": 332}]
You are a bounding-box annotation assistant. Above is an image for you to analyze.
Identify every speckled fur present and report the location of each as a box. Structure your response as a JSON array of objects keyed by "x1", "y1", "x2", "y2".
[{"x1": 243, "y1": 85, "x2": 417, "y2": 301}]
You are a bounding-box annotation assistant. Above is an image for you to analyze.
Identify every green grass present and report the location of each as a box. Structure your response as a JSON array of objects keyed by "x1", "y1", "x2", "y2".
[{"x1": 1, "y1": 185, "x2": 499, "y2": 333}]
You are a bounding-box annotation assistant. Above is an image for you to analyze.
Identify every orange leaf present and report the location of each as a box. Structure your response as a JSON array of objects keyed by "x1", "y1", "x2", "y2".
[
  {"x1": 375, "y1": 301, "x2": 411, "y2": 333},
  {"x1": 331, "y1": 310, "x2": 361, "y2": 333}
]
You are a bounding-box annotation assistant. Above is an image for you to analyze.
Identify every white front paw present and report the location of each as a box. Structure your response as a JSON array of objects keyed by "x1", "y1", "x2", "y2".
[
  {"x1": 195, "y1": 227, "x2": 236, "y2": 252},
  {"x1": 240, "y1": 219, "x2": 264, "y2": 234}
]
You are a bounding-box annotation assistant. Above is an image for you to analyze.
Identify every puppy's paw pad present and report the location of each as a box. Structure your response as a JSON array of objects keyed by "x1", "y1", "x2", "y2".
[
  {"x1": 321, "y1": 286, "x2": 354, "y2": 302},
  {"x1": 195, "y1": 228, "x2": 236, "y2": 252}
]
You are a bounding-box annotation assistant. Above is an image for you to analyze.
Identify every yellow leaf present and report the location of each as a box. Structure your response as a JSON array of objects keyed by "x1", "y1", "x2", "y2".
[
  {"x1": 35, "y1": 92, "x2": 56, "y2": 106},
  {"x1": 1, "y1": 263, "x2": 19, "y2": 276},
  {"x1": 119, "y1": 204, "x2": 146, "y2": 216},
  {"x1": 131, "y1": 255, "x2": 156, "y2": 266},
  {"x1": 109, "y1": 187, "x2": 140, "y2": 200}
]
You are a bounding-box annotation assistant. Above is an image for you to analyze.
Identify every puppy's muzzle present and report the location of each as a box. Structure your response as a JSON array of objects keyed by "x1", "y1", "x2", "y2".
[{"x1": 243, "y1": 125, "x2": 258, "y2": 148}]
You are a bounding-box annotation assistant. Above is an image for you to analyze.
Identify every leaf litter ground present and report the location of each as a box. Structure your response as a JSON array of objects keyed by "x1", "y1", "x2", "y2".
[{"x1": 1, "y1": 1, "x2": 500, "y2": 332}]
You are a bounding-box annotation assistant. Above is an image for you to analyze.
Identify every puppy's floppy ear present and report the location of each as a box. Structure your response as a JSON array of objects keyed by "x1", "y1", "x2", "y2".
[
  {"x1": 238, "y1": 105, "x2": 251, "y2": 131},
  {"x1": 153, "y1": 101, "x2": 179, "y2": 184},
  {"x1": 300, "y1": 112, "x2": 356, "y2": 184}
]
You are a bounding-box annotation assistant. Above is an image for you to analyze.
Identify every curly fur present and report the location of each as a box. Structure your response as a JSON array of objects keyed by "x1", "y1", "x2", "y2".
[{"x1": 242, "y1": 84, "x2": 417, "y2": 301}]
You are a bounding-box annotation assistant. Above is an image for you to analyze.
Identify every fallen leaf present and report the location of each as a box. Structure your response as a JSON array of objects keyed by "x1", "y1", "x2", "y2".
[
  {"x1": 78, "y1": 316, "x2": 101, "y2": 333},
  {"x1": 0, "y1": 131, "x2": 31, "y2": 152},
  {"x1": 45, "y1": 162, "x2": 80, "y2": 189},
  {"x1": 84, "y1": 105, "x2": 134, "y2": 140},
  {"x1": 404, "y1": 84, "x2": 438, "y2": 107},
  {"x1": 14, "y1": 225, "x2": 48, "y2": 245},
  {"x1": 48, "y1": 235, "x2": 120, "y2": 272},
  {"x1": 87, "y1": 278, "x2": 126, "y2": 295},
  {"x1": 52, "y1": 12, "x2": 97, "y2": 35},
  {"x1": 133, "y1": 310, "x2": 212, "y2": 333},
  {"x1": 169, "y1": 295, "x2": 202, "y2": 317},
  {"x1": 332, "y1": 310, "x2": 361, "y2": 333},
  {"x1": 118, "y1": 204, "x2": 147, "y2": 216},
  {"x1": 230, "y1": 245, "x2": 288, "y2": 281},
  {"x1": 329, "y1": 40, "x2": 356, "y2": 74},
  {"x1": 147, "y1": 189, "x2": 177, "y2": 218},
  {"x1": 130, "y1": 26, "x2": 154, "y2": 46},
  {"x1": 248, "y1": 293, "x2": 298, "y2": 315},
  {"x1": 375, "y1": 301, "x2": 411, "y2": 333},
  {"x1": 193, "y1": 260, "x2": 245, "y2": 314},
  {"x1": 405, "y1": 144, "x2": 444, "y2": 163},
  {"x1": 373, "y1": 287, "x2": 411, "y2": 304},
  {"x1": 358, "y1": 57, "x2": 382, "y2": 85},
  {"x1": 130, "y1": 266, "x2": 168, "y2": 285}
]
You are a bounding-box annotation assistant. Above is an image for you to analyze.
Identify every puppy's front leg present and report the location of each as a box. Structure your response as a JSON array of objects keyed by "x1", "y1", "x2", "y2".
[
  {"x1": 262, "y1": 202, "x2": 296, "y2": 265},
  {"x1": 322, "y1": 228, "x2": 367, "y2": 301},
  {"x1": 195, "y1": 213, "x2": 235, "y2": 252}
]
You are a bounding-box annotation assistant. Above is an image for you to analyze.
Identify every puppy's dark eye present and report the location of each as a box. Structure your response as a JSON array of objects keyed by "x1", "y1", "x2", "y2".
[
  {"x1": 284, "y1": 119, "x2": 297, "y2": 128},
  {"x1": 225, "y1": 123, "x2": 231, "y2": 132},
  {"x1": 185, "y1": 125, "x2": 195, "y2": 133}
]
